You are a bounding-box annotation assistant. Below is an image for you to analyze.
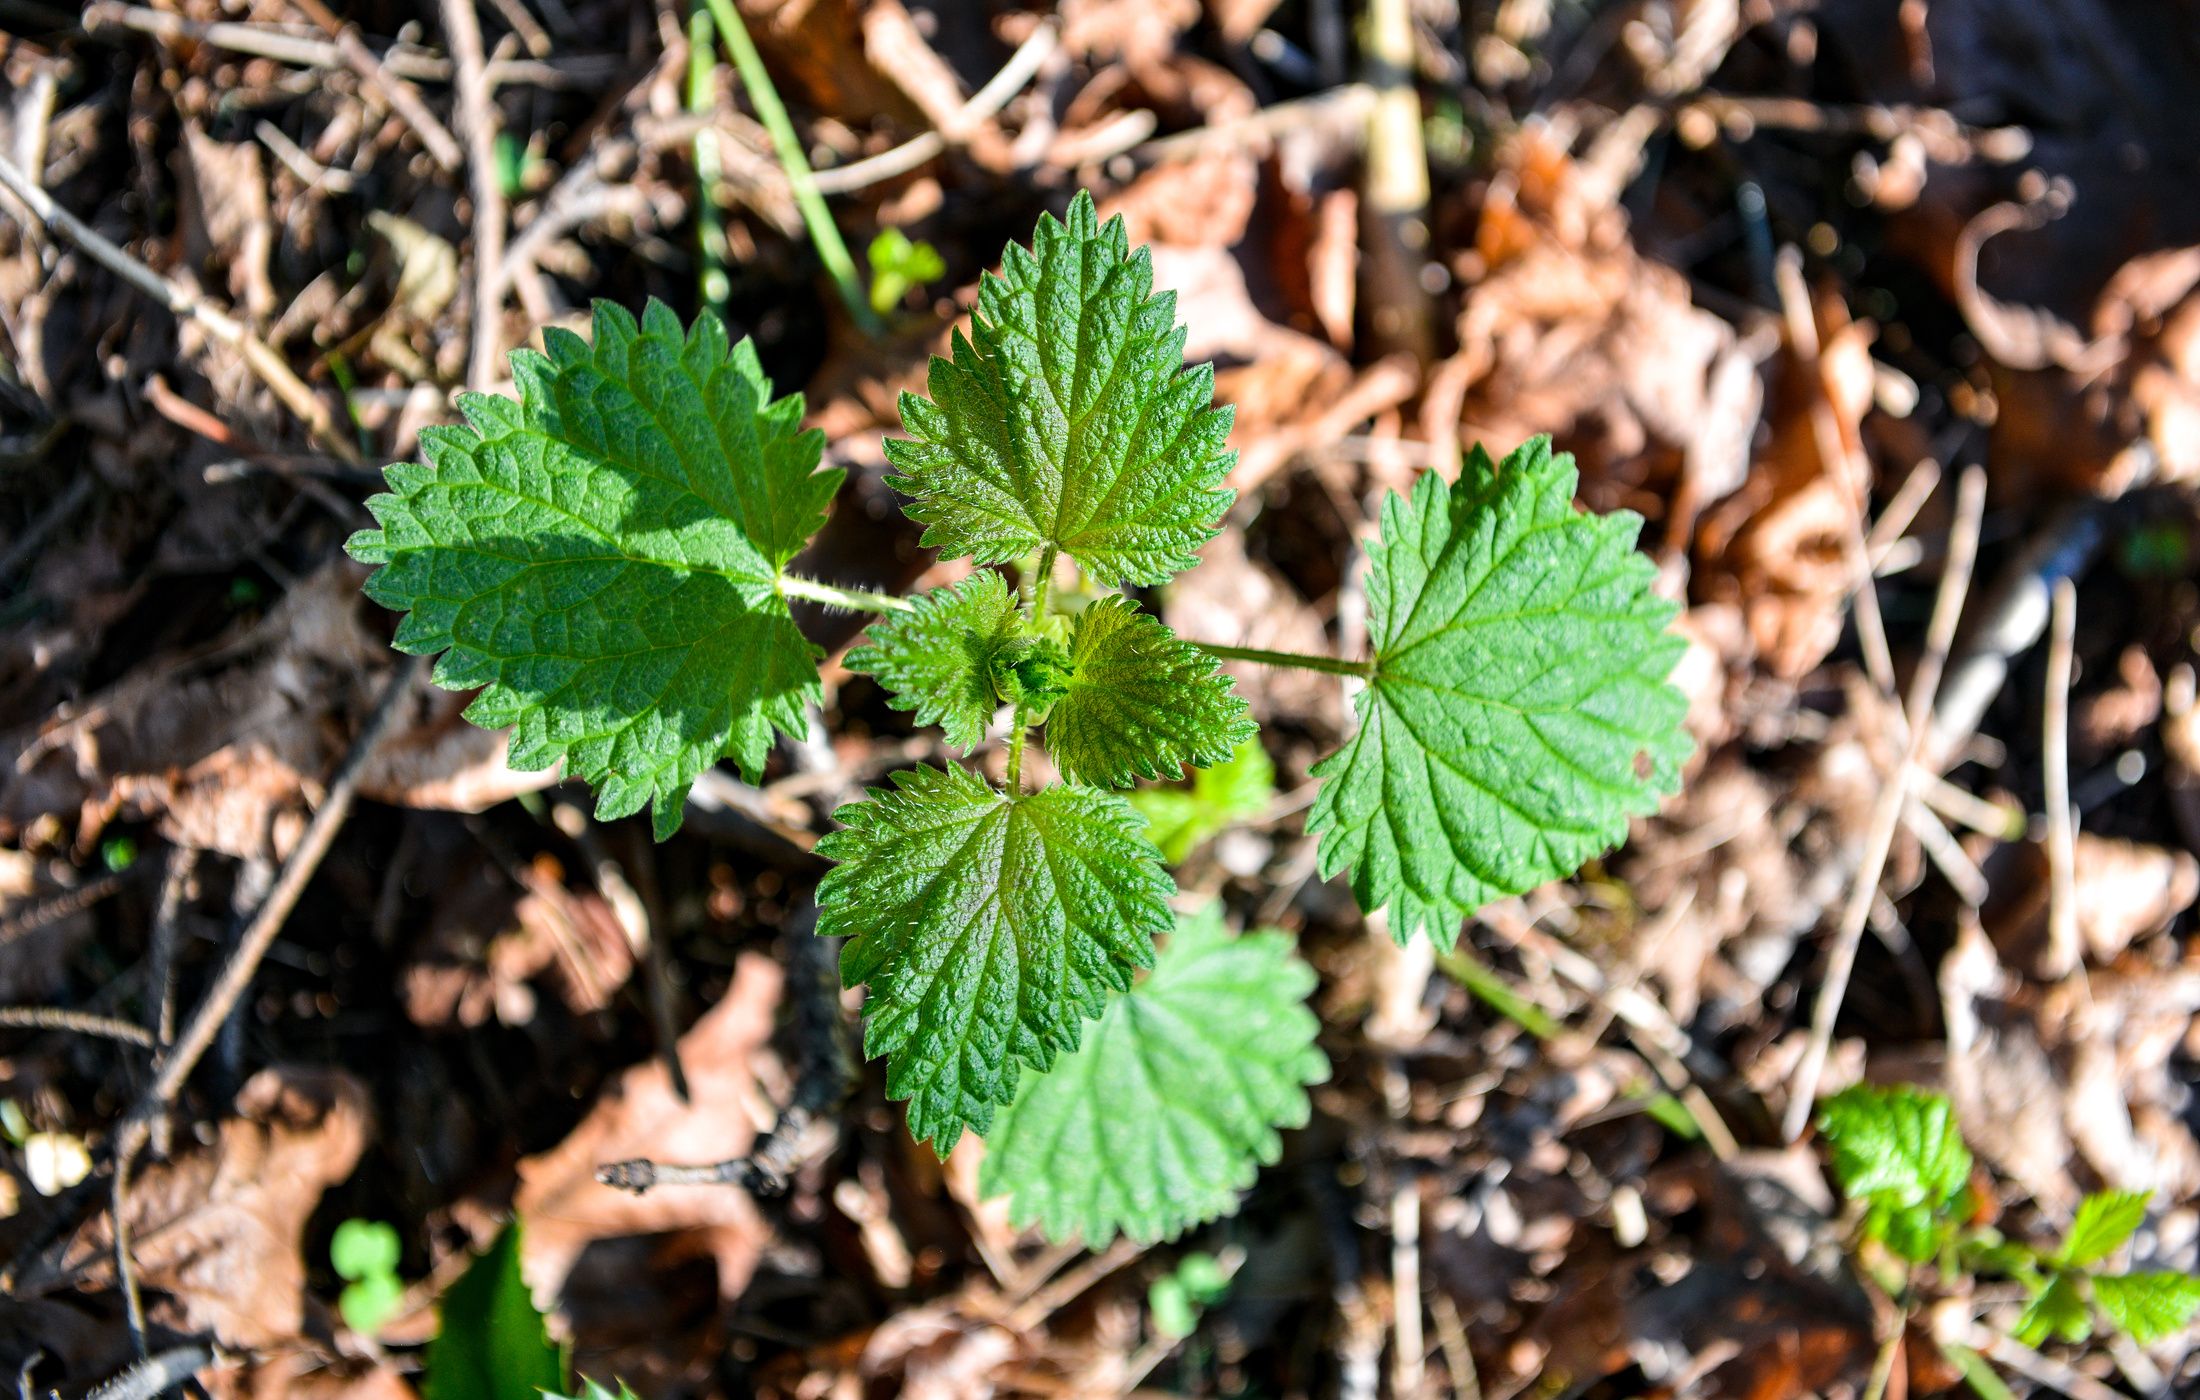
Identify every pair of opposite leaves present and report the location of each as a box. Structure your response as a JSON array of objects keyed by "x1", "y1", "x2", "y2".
[{"x1": 347, "y1": 193, "x2": 1690, "y2": 1215}]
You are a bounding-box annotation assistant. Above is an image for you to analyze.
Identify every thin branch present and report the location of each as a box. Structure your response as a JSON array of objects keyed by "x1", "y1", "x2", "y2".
[
  {"x1": 80, "y1": 1346, "x2": 215, "y2": 1400},
  {"x1": 334, "y1": 28, "x2": 463, "y2": 171},
  {"x1": 2042, "y1": 577, "x2": 2080, "y2": 977},
  {"x1": 0, "y1": 870, "x2": 126, "y2": 948},
  {"x1": 0, "y1": 150, "x2": 359, "y2": 463},
  {"x1": 442, "y1": 0, "x2": 507, "y2": 391},
  {"x1": 0, "y1": 1007, "x2": 155, "y2": 1046},
  {"x1": 113, "y1": 1151, "x2": 147, "y2": 1355},
  {"x1": 111, "y1": 657, "x2": 424, "y2": 1169},
  {"x1": 82, "y1": 3, "x2": 618, "y2": 88},
  {"x1": 809, "y1": 22, "x2": 1059, "y2": 194},
  {"x1": 1783, "y1": 466, "x2": 1987, "y2": 1140}
]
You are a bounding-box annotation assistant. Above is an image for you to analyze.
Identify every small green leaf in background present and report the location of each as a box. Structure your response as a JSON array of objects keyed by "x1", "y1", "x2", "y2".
[
  {"x1": 331, "y1": 1218, "x2": 405, "y2": 1336},
  {"x1": 2013, "y1": 1273, "x2": 2091, "y2": 1347},
  {"x1": 332, "y1": 1218, "x2": 402, "y2": 1280},
  {"x1": 1147, "y1": 1252, "x2": 1230, "y2": 1339},
  {"x1": 100, "y1": 836, "x2": 137, "y2": 873},
  {"x1": 423, "y1": 1222, "x2": 565, "y2": 1400},
  {"x1": 341, "y1": 1273, "x2": 405, "y2": 1337},
  {"x1": 2059, "y1": 1189, "x2": 2149, "y2": 1268},
  {"x1": 980, "y1": 904, "x2": 1328, "y2": 1245},
  {"x1": 1129, "y1": 736, "x2": 1275, "y2": 864},
  {"x1": 2093, "y1": 1270, "x2": 2200, "y2": 1344},
  {"x1": 1045, "y1": 597, "x2": 1255, "y2": 789},
  {"x1": 867, "y1": 227, "x2": 946, "y2": 315},
  {"x1": 1817, "y1": 1084, "x2": 1972, "y2": 1216}
]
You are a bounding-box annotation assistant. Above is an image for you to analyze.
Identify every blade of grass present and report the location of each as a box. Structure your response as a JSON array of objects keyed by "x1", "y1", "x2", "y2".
[{"x1": 700, "y1": 0, "x2": 880, "y2": 335}]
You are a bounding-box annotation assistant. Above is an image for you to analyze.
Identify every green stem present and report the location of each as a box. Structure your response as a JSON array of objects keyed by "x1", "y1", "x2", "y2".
[
  {"x1": 1005, "y1": 712, "x2": 1028, "y2": 792},
  {"x1": 778, "y1": 573, "x2": 914, "y2": 612},
  {"x1": 1028, "y1": 545, "x2": 1058, "y2": 619},
  {"x1": 687, "y1": 3, "x2": 730, "y2": 309},
  {"x1": 702, "y1": 0, "x2": 881, "y2": 335},
  {"x1": 1192, "y1": 641, "x2": 1375, "y2": 678}
]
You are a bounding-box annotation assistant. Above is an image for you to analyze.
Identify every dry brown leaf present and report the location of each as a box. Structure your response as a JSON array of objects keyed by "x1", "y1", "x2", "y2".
[
  {"x1": 1982, "y1": 833, "x2": 2199, "y2": 967},
  {"x1": 40, "y1": 1068, "x2": 370, "y2": 1350},
  {"x1": 512, "y1": 952, "x2": 782, "y2": 1306},
  {"x1": 1, "y1": 564, "x2": 552, "y2": 861},
  {"x1": 1436, "y1": 124, "x2": 1754, "y2": 548}
]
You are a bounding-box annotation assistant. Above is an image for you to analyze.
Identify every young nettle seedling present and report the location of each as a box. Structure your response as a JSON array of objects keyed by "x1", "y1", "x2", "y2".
[
  {"x1": 349, "y1": 191, "x2": 1690, "y2": 1243},
  {"x1": 1819, "y1": 1084, "x2": 2200, "y2": 1389}
]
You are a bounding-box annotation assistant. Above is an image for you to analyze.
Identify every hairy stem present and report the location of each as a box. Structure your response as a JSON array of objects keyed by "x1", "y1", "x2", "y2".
[
  {"x1": 1192, "y1": 640, "x2": 1375, "y2": 678},
  {"x1": 1004, "y1": 715, "x2": 1029, "y2": 792},
  {"x1": 778, "y1": 574, "x2": 915, "y2": 613},
  {"x1": 1028, "y1": 544, "x2": 1058, "y2": 619},
  {"x1": 702, "y1": 0, "x2": 881, "y2": 335}
]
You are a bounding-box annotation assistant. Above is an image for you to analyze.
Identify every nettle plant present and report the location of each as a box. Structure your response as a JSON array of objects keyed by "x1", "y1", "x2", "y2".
[
  {"x1": 1820, "y1": 1085, "x2": 2200, "y2": 1382},
  {"x1": 347, "y1": 192, "x2": 1690, "y2": 1244}
]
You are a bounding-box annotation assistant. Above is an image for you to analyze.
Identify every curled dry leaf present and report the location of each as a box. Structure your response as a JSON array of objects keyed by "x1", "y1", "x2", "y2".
[
  {"x1": 1698, "y1": 286, "x2": 1875, "y2": 678},
  {"x1": 38, "y1": 1068, "x2": 370, "y2": 1350},
  {"x1": 1434, "y1": 123, "x2": 1758, "y2": 547}
]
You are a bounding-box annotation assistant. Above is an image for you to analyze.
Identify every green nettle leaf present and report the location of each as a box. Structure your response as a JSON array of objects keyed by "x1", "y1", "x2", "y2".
[
  {"x1": 1817, "y1": 1084, "x2": 1972, "y2": 1213},
  {"x1": 348, "y1": 300, "x2": 839, "y2": 838},
  {"x1": 847, "y1": 571, "x2": 1024, "y2": 749},
  {"x1": 422, "y1": 1223, "x2": 565, "y2": 1400},
  {"x1": 2014, "y1": 1273, "x2": 2093, "y2": 1347},
  {"x1": 884, "y1": 190, "x2": 1236, "y2": 587},
  {"x1": 815, "y1": 764, "x2": 1173, "y2": 1151},
  {"x1": 1129, "y1": 736, "x2": 1277, "y2": 864},
  {"x1": 2060, "y1": 1189, "x2": 2150, "y2": 1268},
  {"x1": 990, "y1": 635, "x2": 1075, "y2": 718},
  {"x1": 1047, "y1": 597, "x2": 1256, "y2": 788},
  {"x1": 980, "y1": 904, "x2": 1328, "y2": 1245},
  {"x1": 1307, "y1": 437, "x2": 1690, "y2": 947},
  {"x1": 2093, "y1": 1271, "x2": 2200, "y2": 1344}
]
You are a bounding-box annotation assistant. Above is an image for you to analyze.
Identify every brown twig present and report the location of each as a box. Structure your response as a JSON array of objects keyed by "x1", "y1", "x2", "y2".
[
  {"x1": 1783, "y1": 466, "x2": 1987, "y2": 1140},
  {"x1": 808, "y1": 22, "x2": 1058, "y2": 194},
  {"x1": 2040, "y1": 577, "x2": 2083, "y2": 979},
  {"x1": 111, "y1": 656, "x2": 423, "y2": 1170},
  {"x1": 0, "y1": 870, "x2": 128, "y2": 948},
  {"x1": 0, "y1": 1007, "x2": 156, "y2": 1046},
  {"x1": 333, "y1": 28, "x2": 464, "y2": 171},
  {"x1": 599, "y1": 904, "x2": 853, "y2": 1198},
  {"x1": 441, "y1": 0, "x2": 508, "y2": 391},
  {"x1": 79, "y1": 1346, "x2": 216, "y2": 1400},
  {"x1": 83, "y1": 3, "x2": 617, "y2": 88}
]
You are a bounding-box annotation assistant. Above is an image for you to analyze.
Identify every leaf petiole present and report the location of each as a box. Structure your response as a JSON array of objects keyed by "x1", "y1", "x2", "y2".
[
  {"x1": 1192, "y1": 641, "x2": 1375, "y2": 678},
  {"x1": 1005, "y1": 712, "x2": 1029, "y2": 792},
  {"x1": 778, "y1": 574, "x2": 916, "y2": 613}
]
